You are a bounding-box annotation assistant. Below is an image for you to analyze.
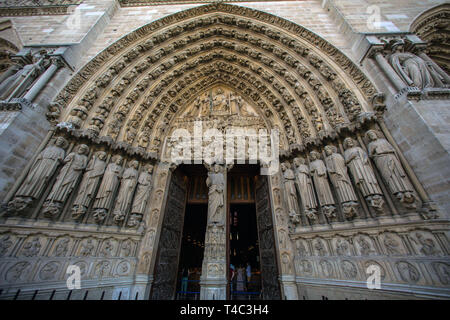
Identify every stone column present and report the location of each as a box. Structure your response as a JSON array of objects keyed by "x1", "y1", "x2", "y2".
[
  {"x1": 200, "y1": 163, "x2": 231, "y2": 300},
  {"x1": 372, "y1": 50, "x2": 406, "y2": 92},
  {"x1": 23, "y1": 56, "x2": 64, "y2": 103}
]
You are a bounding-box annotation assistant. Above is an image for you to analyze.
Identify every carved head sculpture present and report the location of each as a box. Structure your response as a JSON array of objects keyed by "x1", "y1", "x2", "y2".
[
  {"x1": 54, "y1": 136, "x2": 68, "y2": 148},
  {"x1": 145, "y1": 164, "x2": 154, "y2": 173},
  {"x1": 365, "y1": 129, "x2": 379, "y2": 141},
  {"x1": 96, "y1": 151, "x2": 107, "y2": 160},
  {"x1": 343, "y1": 137, "x2": 355, "y2": 149},
  {"x1": 324, "y1": 145, "x2": 338, "y2": 156},
  {"x1": 129, "y1": 160, "x2": 139, "y2": 169},
  {"x1": 77, "y1": 144, "x2": 89, "y2": 155},
  {"x1": 293, "y1": 156, "x2": 305, "y2": 167},
  {"x1": 309, "y1": 151, "x2": 321, "y2": 161},
  {"x1": 112, "y1": 155, "x2": 123, "y2": 165},
  {"x1": 214, "y1": 164, "x2": 222, "y2": 173}
]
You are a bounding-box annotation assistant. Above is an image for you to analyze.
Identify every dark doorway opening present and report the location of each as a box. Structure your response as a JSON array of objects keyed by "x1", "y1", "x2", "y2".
[
  {"x1": 174, "y1": 165, "x2": 208, "y2": 300},
  {"x1": 229, "y1": 203, "x2": 262, "y2": 299}
]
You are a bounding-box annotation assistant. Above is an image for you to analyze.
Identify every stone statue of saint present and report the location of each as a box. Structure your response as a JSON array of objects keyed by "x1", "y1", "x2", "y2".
[
  {"x1": 389, "y1": 48, "x2": 445, "y2": 89},
  {"x1": 281, "y1": 162, "x2": 301, "y2": 225},
  {"x1": 92, "y1": 155, "x2": 123, "y2": 222},
  {"x1": 309, "y1": 151, "x2": 336, "y2": 219},
  {"x1": 188, "y1": 96, "x2": 201, "y2": 117},
  {"x1": 293, "y1": 157, "x2": 318, "y2": 221},
  {"x1": 71, "y1": 151, "x2": 107, "y2": 219},
  {"x1": 212, "y1": 88, "x2": 228, "y2": 112},
  {"x1": 343, "y1": 137, "x2": 384, "y2": 212},
  {"x1": 8, "y1": 136, "x2": 68, "y2": 212},
  {"x1": 324, "y1": 145, "x2": 359, "y2": 219},
  {"x1": 200, "y1": 93, "x2": 210, "y2": 117},
  {"x1": 366, "y1": 130, "x2": 417, "y2": 208},
  {"x1": 42, "y1": 144, "x2": 89, "y2": 217},
  {"x1": 129, "y1": 164, "x2": 154, "y2": 227},
  {"x1": 112, "y1": 160, "x2": 139, "y2": 224},
  {"x1": 205, "y1": 164, "x2": 226, "y2": 224}
]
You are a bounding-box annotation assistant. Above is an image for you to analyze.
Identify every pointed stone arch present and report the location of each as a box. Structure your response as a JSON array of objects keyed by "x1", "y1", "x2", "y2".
[{"x1": 50, "y1": 3, "x2": 380, "y2": 160}]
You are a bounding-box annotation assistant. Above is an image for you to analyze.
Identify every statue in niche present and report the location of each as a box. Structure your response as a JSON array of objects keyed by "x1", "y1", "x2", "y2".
[
  {"x1": 366, "y1": 130, "x2": 417, "y2": 208},
  {"x1": 128, "y1": 164, "x2": 154, "y2": 228},
  {"x1": 71, "y1": 151, "x2": 107, "y2": 219},
  {"x1": 293, "y1": 157, "x2": 318, "y2": 222},
  {"x1": 8, "y1": 136, "x2": 68, "y2": 213},
  {"x1": 281, "y1": 162, "x2": 301, "y2": 225},
  {"x1": 65, "y1": 105, "x2": 88, "y2": 129},
  {"x1": 212, "y1": 88, "x2": 228, "y2": 112},
  {"x1": 383, "y1": 234, "x2": 402, "y2": 255},
  {"x1": 112, "y1": 160, "x2": 139, "y2": 224},
  {"x1": 92, "y1": 155, "x2": 123, "y2": 222},
  {"x1": 187, "y1": 96, "x2": 201, "y2": 117},
  {"x1": 343, "y1": 137, "x2": 384, "y2": 213},
  {"x1": 42, "y1": 144, "x2": 89, "y2": 218},
  {"x1": 205, "y1": 163, "x2": 226, "y2": 224},
  {"x1": 200, "y1": 93, "x2": 210, "y2": 117},
  {"x1": 0, "y1": 50, "x2": 50, "y2": 100},
  {"x1": 324, "y1": 145, "x2": 359, "y2": 219},
  {"x1": 309, "y1": 151, "x2": 336, "y2": 220},
  {"x1": 389, "y1": 45, "x2": 448, "y2": 90}
]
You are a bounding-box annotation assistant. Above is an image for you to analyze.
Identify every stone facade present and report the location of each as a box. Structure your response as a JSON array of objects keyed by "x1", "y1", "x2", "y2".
[{"x1": 0, "y1": 0, "x2": 448, "y2": 300}]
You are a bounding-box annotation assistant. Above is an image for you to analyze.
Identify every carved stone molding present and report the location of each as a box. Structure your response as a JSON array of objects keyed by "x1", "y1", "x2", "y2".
[
  {"x1": 0, "y1": 1, "x2": 83, "y2": 16},
  {"x1": 410, "y1": 4, "x2": 450, "y2": 74}
]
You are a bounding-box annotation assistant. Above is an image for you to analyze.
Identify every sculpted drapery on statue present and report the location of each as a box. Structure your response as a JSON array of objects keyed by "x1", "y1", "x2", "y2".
[
  {"x1": 92, "y1": 155, "x2": 123, "y2": 222},
  {"x1": 131, "y1": 164, "x2": 154, "y2": 215},
  {"x1": 388, "y1": 46, "x2": 448, "y2": 89},
  {"x1": 112, "y1": 160, "x2": 139, "y2": 224},
  {"x1": 366, "y1": 130, "x2": 417, "y2": 208},
  {"x1": 293, "y1": 157, "x2": 318, "y2": 221},
  {"x1": 71, "y1": 151, "x2": 107, "y2": 219},
  {"x1": 343, "y1": 137, "x2": 384, "y2": 213},
  {"x1": 42, "y1": 144, "x2": 89, "y2": 218},
  {"x1": 309, "y1": 151, "x2": 336, "y2": 220},
  {"x1": 281, "y1": 162, "x2": 301, "y2": 225},
  {"x1": 128, "y1": 164, "x2": 153, "y2": 228},
  {"x1": 8, "y1": 136, "x2": 68, "y2": 212},
  {"x1": 205, "y1": 163, "x2": 226, "y2": 224},
  {"x1": 324, "y1": 145, "x2": 359, "y2": 219}
]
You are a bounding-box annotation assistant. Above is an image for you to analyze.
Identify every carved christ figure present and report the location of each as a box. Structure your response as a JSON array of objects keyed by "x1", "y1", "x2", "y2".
[
  {"x1": 293, "y1": 157, "x2": 318, "y2": 221},
  {"x1": 281, "y1": 162, "x2": 301, "y2": 224},
  {"x1": 42, "y1": 144, "x2": 89, "y2": 217},
  {"x1": 113, "y1": 160, "x2": 139, "y2": 223},
  {"x1": 343, "y1": 137, "x2": 384, "y2": 212},
  {"x1": 9, "y1": 137, "x2": 67, "y2": 212},
  {"x1": 205, "y1": 164, "x2": 225, "y2": 224},
  {"x1": 324, "y1": 145, "x2": 359, "y2": 219},
  {"x1": 92, "y1": 155, "x2": 123, "y2": 222},
  {"x1": 212, "y1": 88, "x2": 228, "y2": 112},
  {"x1": 71, "y1": 151, "x2": 107, "y2": 219},
  {"x1": 366, "y1": 130, "x2": 417, "y2": 208},
  {"x1": 309, "y1": 151, "x2": 336, "y2": 219}
]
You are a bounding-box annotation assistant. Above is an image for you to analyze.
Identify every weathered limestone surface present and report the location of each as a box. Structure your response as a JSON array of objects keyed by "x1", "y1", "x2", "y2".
[{"x1": 0, "y1": 1, "x2": 448, "y2": 301}]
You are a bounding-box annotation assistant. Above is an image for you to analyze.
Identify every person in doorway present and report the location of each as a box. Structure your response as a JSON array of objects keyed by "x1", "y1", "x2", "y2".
[
  {"x1": 246, "y1": 262, "x2": 252, "y2": 290},
  {"x1": 181, "y1": 267, "x2": 191, "y2": 294},
  {"x1": 230, "y1": 264, "x2": 236, "y2": 292},
  {"x1": 236, "y1": 265, "x2": 246, "y2": 292}
]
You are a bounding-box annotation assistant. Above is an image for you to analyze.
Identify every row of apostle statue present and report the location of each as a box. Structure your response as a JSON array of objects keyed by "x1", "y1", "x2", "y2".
[
  {"x1": 7, "y1": 136, "x2": 154, "y2": 228},
  {"x1": 282, "y1": 129, "x2": 417, "y2": 224}
]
